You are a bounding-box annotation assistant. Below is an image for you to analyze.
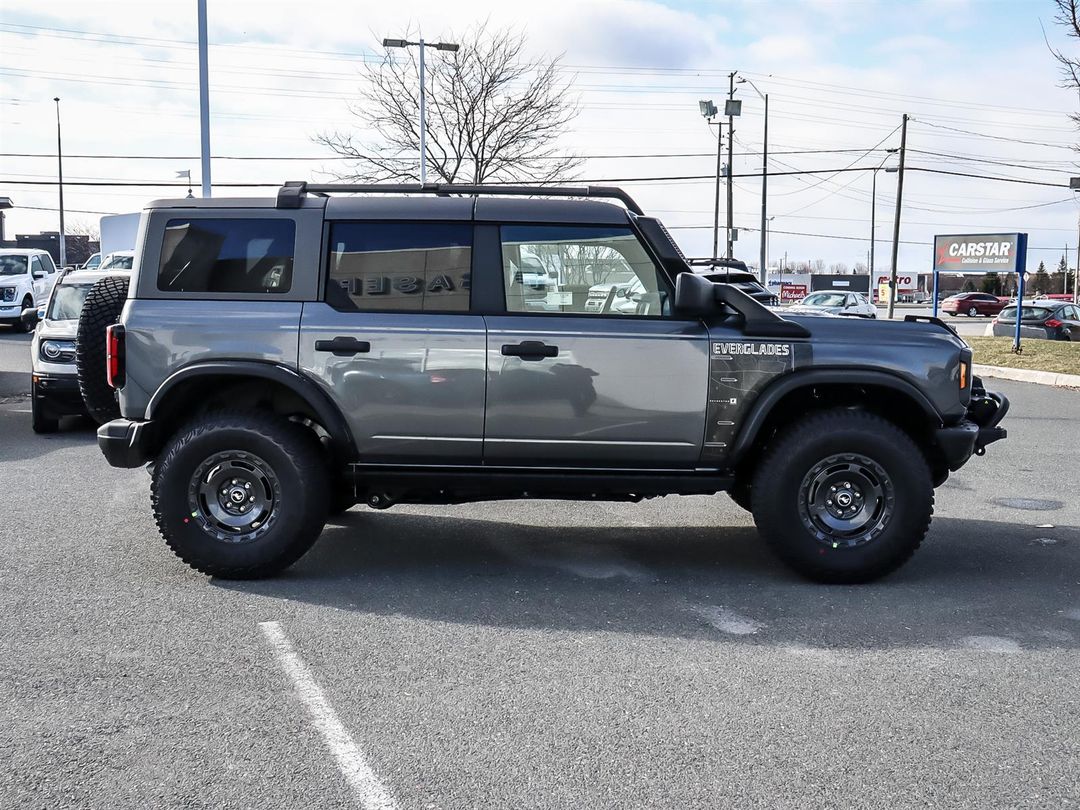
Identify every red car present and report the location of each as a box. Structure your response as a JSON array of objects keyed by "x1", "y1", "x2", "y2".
[{"x1": 941, "y1": 292, "x2": 1008, "y2": 317}]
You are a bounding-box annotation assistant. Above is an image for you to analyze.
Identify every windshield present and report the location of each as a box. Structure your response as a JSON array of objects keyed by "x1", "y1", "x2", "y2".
[
  {"x1": 47, "y1": 283, "x2": 93, "y2": 321},
  {"x1": 100, "y1": 254, "x2": 133, "y2": 270},
  {"x1": 803, "y1": 293, "x2": 847, "y2": 307},
  {"x1": 999, "y1": 306, "x2": 1052, "y2": 321},
  {"x1": 0, "y1": 256, "x2": 28, "y2": 276}
]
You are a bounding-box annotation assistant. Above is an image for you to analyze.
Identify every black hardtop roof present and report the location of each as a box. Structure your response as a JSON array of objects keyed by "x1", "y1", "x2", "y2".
[{"x1": 321, "y1": 194, "x2": 630, "y2": 225}]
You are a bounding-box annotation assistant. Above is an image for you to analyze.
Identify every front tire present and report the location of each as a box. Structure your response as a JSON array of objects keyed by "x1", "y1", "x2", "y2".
[
  {"x1": 11, "y1": 296, "x2": 33, "y2": 333},
  {"x1": 967, "y1": 306, "x2": 978, "y2": 317},
  {"x1": 31, "y1": 380, "x2": 59, "y2": 433},
  {"x1": 750, "y1": 409, "x2": 933, "y2": 583},
  {"x1": 151, "y1": 411, "x2": 329, "y2": 579}
]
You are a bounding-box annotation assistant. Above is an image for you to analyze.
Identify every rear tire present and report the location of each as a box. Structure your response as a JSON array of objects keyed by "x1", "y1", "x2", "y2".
[
  {"x1": 967, "y1": 306, "x2": 978, "y2": 317},
  {"x1": 750, "y1": 409, "x2": 934, "y2": 583},
  {"x1": 75, "y1": 275, "x2": 129, "y2": 425},
  {"x1": 151, "y1": 411, "x2": 330, "y2": 579}
]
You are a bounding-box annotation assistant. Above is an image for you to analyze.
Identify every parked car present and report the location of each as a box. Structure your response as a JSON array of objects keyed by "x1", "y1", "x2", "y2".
[
  {"x1": 83, "y1": 180, "x2": 1007, "y2": 584},
  {"x1": 1034, "y1": 293, "x2": 1075, "y2": 302},
  {"x1": 992, "y1": 300, "x2": 1080, "y2": 341},
  {"x1": 0, "y1": 248, "x2": 60, "y2": 332},
  {"x1": 98, "y1": 250, "x2": 135, "y2": 271},
  {"x1": 787, "y1": 291, "x2": 877, "y2": 319},
  {"x1": 81, "y1": 252, "x2": 101, "y2": 270},
  {"x1": 30, "y1": 268, "x2": 132, "y2": 432},
  {"x1": 941, "y1": 292, "x2": 1007, "y2": 318}
]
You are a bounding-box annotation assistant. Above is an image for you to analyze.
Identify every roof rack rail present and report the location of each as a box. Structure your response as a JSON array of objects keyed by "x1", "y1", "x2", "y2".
[{"x1": 275, "y1": 181, "x2": 644, "y2": 215}]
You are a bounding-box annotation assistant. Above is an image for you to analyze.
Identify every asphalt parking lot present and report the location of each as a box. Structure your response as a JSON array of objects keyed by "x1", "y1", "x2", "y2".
[{"x1": 1, "y1": 327, "x2": 1078, "y2": 809}]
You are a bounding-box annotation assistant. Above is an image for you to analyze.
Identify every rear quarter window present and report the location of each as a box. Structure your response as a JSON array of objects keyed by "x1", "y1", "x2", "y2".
[{"x1": 157, "y1": 218, "x2": 295, "y2": 294}]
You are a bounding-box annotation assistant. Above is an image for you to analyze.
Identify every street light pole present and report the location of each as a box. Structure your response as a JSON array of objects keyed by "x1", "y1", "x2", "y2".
[
  {"x1": 197, "y1": 0, "x2": 211, "y2": 198},
  {"x1": 737, "y1": 76, "x2": 768, "y2": 284},
  {"x1": 699, "y1": 100, "x2": 721, "y2": 260},
  {"x1": 726, "y1": 72, "x2": 736, "y2": 259},
  {"x1": 887, "y1": 114, "x2": 908, "y2": 320},
  {"x1": 53, "y1": 97, "x2": 66, "y2": 268},
  {"x1": 384, "y1": 37, "x2": 460, "y2": 185}
]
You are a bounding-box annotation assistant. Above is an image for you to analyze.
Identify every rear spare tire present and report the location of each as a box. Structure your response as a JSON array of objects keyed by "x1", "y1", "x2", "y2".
[
  {"x1": 75, "y1": 275, "x2": 129, "y2": 424},
  {"x1": 750, "y1": 409, "x2": 934, "y2": 584}
]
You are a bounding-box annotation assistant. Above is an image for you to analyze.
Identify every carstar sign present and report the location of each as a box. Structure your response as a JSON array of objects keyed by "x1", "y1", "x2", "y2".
[{"x1": 933, "y1": 233, "x2": 1023, "y2": 273}]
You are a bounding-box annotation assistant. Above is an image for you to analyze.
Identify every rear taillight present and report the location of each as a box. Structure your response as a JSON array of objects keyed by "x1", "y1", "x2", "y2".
[
  {"x1": 106, "y1": 324, "x2": 125, "y2": 389},
  {"x1": 1045, "y1": 318, "x2": 1063, "y2": 328}
]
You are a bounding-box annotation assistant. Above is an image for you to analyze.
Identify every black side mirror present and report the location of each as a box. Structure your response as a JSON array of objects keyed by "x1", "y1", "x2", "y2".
[{"x1": 674, "y1": 272, "x2": 716, "y2": 316}]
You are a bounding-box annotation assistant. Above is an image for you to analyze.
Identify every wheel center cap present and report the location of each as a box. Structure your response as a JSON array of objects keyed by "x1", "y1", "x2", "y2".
[
  {"x1": 229, "y1": 487, "x2": 246, "y2": 504},
  {"x1": 836, "y1": 491, "x2": 853, "y2": 508}
]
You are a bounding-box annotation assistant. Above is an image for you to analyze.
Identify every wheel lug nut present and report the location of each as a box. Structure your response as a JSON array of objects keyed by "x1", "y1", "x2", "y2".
[{"x1": 244, "y1": 482, "x2": 251, "y2": 490}]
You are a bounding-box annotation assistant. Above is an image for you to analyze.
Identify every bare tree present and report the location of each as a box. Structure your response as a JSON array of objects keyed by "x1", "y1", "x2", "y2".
[
  {"x1": 316, "y1": 23, "x2": 581, "y2": 184},
  {"x1": 66, "y1": 217, "x2": 100, "y2": 241},
  {"x1": 828, "y1": 262, "x2": 849, "y2": 274},
  {"x1": 1048, "y1": 0, "x2": 1080, "y2": 130}
]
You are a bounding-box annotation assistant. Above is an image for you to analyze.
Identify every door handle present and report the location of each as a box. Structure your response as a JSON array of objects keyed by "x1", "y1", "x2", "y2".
[
  {"x1": 315, "y1": 336, "x2": 371, "y2": 356},
  {"x1": 501, "y1": 340, "x2": 559, "y2": 360}
]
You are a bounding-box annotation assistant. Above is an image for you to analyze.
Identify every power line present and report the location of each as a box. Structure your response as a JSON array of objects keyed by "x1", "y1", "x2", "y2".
[
  {"x1": 912, "y1": 119, "x2": 1078, "y2": 150},
  {"x1": 0, "y1": 148, "x2": 890, "y2": 162}
]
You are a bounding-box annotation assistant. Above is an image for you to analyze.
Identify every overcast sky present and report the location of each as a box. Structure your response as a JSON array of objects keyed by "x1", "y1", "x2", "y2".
[{"x1": 2, "y1": 0, "x2": 1079, "y2": 272}]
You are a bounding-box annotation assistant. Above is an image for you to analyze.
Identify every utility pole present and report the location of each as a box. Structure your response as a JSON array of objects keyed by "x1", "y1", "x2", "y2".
[
  {"x1": 53, "y1": 97, "x2": 65, "y2": 268},
  {"x1": 197, "y1": 0, "x2": 211, "y2": 198},
  {"x1": 1075, "y1": 215, "x2": 1080, "y2": 303},
  {"x1": 870, "y1": 167, "x2": 877, "y2": 281},
  {"x1": 713, "y1": 119, "x2": 723, "y2": 259},
  {"x1": 726, "y1": 71, "x2": 736, "y2": 259},
  {"x1": 887, "y1": 113, "x2": 908, "y2": 320},
  {"x1": 759, "y1": 92, "x2": 768, "y2": 282}
]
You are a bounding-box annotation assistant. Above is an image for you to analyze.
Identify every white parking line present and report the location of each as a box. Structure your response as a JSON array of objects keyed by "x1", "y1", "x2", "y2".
[{"x1": 259, "y1": 621, "x2": 397, "y2": 810}]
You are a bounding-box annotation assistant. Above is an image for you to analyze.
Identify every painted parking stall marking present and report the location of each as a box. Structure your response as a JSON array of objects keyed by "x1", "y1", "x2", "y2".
[{"x1": 259, "y1": 621, "x2": 397, "y2": 810}]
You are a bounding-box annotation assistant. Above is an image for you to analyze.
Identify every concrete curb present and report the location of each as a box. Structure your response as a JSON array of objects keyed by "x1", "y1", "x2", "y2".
[{"x1": 973, "y1": 363, "x2": 1080, "y2": 389}]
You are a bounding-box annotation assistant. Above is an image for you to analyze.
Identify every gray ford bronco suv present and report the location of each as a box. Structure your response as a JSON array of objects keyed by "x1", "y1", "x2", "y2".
[{"x1": 85, "y1": 182, "x2": 1008, "y2": 583}]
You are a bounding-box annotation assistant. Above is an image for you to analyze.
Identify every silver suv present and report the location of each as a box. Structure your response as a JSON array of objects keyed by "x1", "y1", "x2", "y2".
[{"x1": 86, "y1": 183, "x2": 1008, "y2": 583}]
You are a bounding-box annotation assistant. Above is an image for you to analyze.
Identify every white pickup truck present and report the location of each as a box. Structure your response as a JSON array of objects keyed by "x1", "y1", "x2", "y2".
[{"x1": 0, "y1": 248, "x2": 59, "y2": 332}]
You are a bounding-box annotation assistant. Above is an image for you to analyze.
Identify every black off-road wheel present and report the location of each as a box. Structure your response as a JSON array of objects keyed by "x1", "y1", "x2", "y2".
[
  {"x1": 151, "y1": 411, "x2": 330, "y2": 579},
  {"x1": 75, "y1": 275, "x2": 129, "y2": 424},
  {"x1": 750, "y1": 409, "x2": 934, "y2": 584}
]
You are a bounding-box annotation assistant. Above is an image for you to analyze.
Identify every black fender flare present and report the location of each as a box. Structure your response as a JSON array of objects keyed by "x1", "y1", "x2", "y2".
[
  {"x1": 145, "y1": 360, "x2": 357, "y2": 462},
  {"x1": 726, "y1": 368, "x2": 944, "y2": 467}
]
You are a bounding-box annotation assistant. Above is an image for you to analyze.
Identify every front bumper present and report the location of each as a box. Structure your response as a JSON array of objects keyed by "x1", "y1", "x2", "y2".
[
  {"x1": 98, "y1": 418, "x2": 156, "y2": 468},
  {"x1": 934, "y1": 381, "x2": 1009, "y2": 471},
  {"x1": 32, "y1": 374, "x2": 87, "y2": 418}
]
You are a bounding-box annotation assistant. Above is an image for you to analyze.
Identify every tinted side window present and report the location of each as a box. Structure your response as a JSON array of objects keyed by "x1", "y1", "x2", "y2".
[
  {"x1": 39, "y1": 254, "x2": 56, "y2": 274},
  {"x1": 326, "y1": 222, "x2": 471, "y2": 313},
  {"x1": 30, "y1": 256, "x2": 42, "y2": 276},
  {"x1": 158, "y1": 218, "x2": 295, "y2": 294},
  {"x1": 500, "y1": 225, "x2": 668, "y2": 316}
]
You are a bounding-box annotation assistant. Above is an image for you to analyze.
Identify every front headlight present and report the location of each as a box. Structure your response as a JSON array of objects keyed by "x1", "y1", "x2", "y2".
[
  {"x1": 1, "y1": 287, "x2": 15, "y2": 303},
  {"x1": 40, "y1": 339, "x2": 76, "y2": 363}
]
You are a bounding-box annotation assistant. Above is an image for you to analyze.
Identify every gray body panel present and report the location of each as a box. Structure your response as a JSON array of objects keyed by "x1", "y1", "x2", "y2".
[
  {"x1": 120, "y1": 299, "x2": 303, "y2": 419},
  {"x1": 782, "y1": 315, "x2": 965, "y2": 422},
  {"x1": 298, "y1": 303, "x2": 487, "y2": 463},
  {"x1": 116, "y1": 191, "x2": 975, "y2": 476},
  {"x1": 484, "y1": 316, "x2": 711, "y2": 467}
]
